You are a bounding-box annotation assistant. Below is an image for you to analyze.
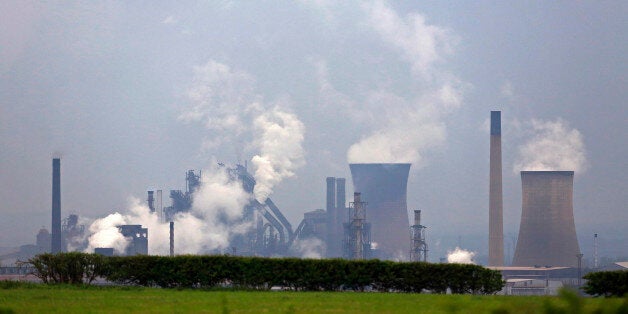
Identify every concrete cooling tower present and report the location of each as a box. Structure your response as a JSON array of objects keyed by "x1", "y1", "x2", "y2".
[
  {"x1": 349, "y1": 163, "x2": 411, "y2": 260},
  {"x1": 512, "y1": 171, "x2": 581, "y2": 267}
]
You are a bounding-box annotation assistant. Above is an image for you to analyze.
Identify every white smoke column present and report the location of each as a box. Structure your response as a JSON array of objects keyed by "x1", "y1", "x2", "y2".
[
  {"x1": 251, "y1": 107, "x2": 305, "y2": 202},
  {"x1": 178, "y1": 60, "x2": 262, "y2": 152},
  {"x1": 447, "y1": 247, "x2": 476, "y2": 264},
  {"x1": 174, "y1": 164, "x2": 252, "y2": 253},
  {"x1": 83, "y1": 165, "x2": 252, "y2": 255},
  {"x1": 514, "y1": 119, "x2": 587, "y2": 173},
  {"x1": 85, "y1": 212, "x2": 129, "y2": 254},
  {"x1": 363, "y1": 0, "x2": 455, "y2": 78},
  {"x1": 290, "y1": 238, "x2": 325, "y2": 259},
  {"x1": 179, "y1": 60, "x2": 306, "y2": 201},
  {"x1": 346, "y1": 86, "x2": 461, "y2": 166},
  {"x1": 346, "y1": 2, "x2": 464, "y2": 166}
]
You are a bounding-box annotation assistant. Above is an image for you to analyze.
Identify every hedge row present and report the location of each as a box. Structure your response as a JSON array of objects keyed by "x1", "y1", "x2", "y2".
[
  {"x1": 583, "y1": 270, "x2": 628, "y2": 297},
  {"x1": 28, "y1": 253, "x2": 504, "y2": 294}
]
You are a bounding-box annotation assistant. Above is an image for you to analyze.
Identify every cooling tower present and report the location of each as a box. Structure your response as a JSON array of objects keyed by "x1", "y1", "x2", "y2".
[
  {"x1": 489, "y1": 111, "x2": 504, "y2": 266},
  {"x1": 512, "y1": 171, "x2": 581, "y2": 267},
  {"x1": 349, "y1": 163, "x2": 411, "y2": 260},
  {"x1": 51, "y1": 158, "x2": 62, "y2": 253}
]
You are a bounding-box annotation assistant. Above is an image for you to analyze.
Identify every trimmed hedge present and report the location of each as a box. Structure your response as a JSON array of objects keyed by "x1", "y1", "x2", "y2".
[
  {"x1": 28, "y1": 253, "x2": 504, "y2": 294},
  {"x1": 583, "y1": 270, "x2": 628, "y2": 297}
]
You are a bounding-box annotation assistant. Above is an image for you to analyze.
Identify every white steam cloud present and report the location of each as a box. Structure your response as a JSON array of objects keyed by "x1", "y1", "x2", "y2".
[
  {"x1": 84, "y1": 165, "x2": 252, "y2": 255},
  {"x1": 252, "y1": 108, "x2": 305, "y2": 202},
  {"x1": 447, "y1": 247, "x2": 476, "y2": 264},
  {"x1": 514, "y1": 119, "x2": 587, "y2": 173},
  {"x1": 85, "y1": 212, "x2": 129, "y2": 254},
  {"x1": 290, "y1": 238, "x2": 325, "y2": 259},
  {"x1": 179, "y1": 60, "x2": 305, "y2": 200},
  {"x1": 345, "y1": 2, "x2": 465, "y2": 166}
]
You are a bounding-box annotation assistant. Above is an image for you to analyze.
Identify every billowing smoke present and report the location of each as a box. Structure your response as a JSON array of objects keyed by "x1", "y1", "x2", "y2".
[
  {"x1": 85, "y1": 212, "x2": 130, "y2": 254},
  {"x1": 180, "y1": 59, "x2": 305, "y2": 200},
  {"x1": 84, "y1": 165, "x2": 252, "y2": 255},
  {"x1": 290, "y1": 238, "x2": 325, "y2": 259},
  {"x1": 514, "y1": 119, "x2": 587, "y2": 173},
  {"x1": 251, "y1": 108, "x2": 305, "y2": 202},
  {"x1": 447, "y1": 247, "x2": 476, "y2": 264},
  {"x1": 345, "y1": 2, "x2": 464, "y2": 166}
]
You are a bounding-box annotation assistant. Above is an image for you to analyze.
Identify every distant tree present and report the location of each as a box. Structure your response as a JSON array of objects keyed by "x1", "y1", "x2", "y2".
[{"x1": 583, "y1": 270, "x2": 628, "y2": 297}]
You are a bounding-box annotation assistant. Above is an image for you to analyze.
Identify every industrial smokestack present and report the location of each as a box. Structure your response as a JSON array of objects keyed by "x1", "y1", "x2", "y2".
[
  {"x1": 51, "y1": 158, "x2": 62, "y2": 253},
  {"x1": 349, "y1": 163, "x2": 411, "y2": 260},
  {"x1": 147, "y1": 191, "x2": 155, "y2": 213},
  {"x1": 512, "y1": 171, "x2": 581, "y2": 267},
  {"x1": 335, "y1": 178, "x2": 346, "y2": 257},
  {"x1": 489, "y1": 111, "x2": 504, "y2": 266},
  {"x1": 325, "y1": 177, "x2": 338, "y2": 257},
  {"x1": 169, "y1": 221, "x2": 174, "y2": 257},
  {"x1": 336, "y1": 178, "x2": 346, "y2": 210}
]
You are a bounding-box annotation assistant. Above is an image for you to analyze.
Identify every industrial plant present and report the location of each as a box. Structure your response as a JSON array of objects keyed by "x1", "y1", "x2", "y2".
[{"x1": 0, "y1": 110, "x2": 597, "y2": 294}]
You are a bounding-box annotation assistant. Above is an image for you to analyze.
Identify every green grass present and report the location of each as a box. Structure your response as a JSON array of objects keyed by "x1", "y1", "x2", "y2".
[{"x1": 0, "y1": 282, "x2": 626, "y2": 313}]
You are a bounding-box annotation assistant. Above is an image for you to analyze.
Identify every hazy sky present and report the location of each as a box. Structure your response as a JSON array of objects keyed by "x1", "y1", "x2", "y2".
[{"x1": 1, "y1": 1, "x2": 626, "y2": 262}]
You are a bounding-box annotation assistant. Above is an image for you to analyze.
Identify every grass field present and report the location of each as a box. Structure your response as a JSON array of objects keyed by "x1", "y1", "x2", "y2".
[{"x1": 1, "y1": 282, "x2": 626, "y2": 313}]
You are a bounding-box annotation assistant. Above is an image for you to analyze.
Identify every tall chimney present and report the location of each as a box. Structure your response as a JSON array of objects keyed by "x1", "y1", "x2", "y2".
[
  {"x1": 51, "y1": 158, "x2": 62, "y2": 253},
  {"x1": 335, "y1": 177, "x2": 346, "y2": 255},
  {"x1": 325, "y1": 177, "x2": 337, "y2": 257},
  {"x1": 512, "y1": 171, "x2": 580, "y2": 267},
  {"x1": 169, "y1": 221, "x2": 174, "y2": 257},
  {"x1": 489, "y1": 111, "x2": 504, "y2": 266},
  {"x1": 147, "y1": 191, "x2": 155, "y2": 213}
]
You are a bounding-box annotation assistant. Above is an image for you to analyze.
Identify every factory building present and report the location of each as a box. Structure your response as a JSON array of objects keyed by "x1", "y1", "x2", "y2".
[
  {"x1": 512, "y1": 171, "x2": 581, "y2": 267},
  {"x1": 118, "y1": 225, "x2": 148, "y2": 256}
]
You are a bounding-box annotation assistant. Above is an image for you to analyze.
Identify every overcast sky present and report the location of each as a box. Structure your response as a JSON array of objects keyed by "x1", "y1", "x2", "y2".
[{"x1": 1, "y1": 1, "x2": 626, "y2": 262}]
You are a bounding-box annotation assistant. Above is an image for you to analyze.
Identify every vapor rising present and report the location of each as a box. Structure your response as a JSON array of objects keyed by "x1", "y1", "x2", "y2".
[
  {"x1": 251, "y1": 108, "x2": 305, "y2": 202},
  {"x1": 345, "y1": 2, "x2": 464, "y2": 166},
  {"x1": 85, "y1": 165, "x2": 252, "y2": 255},
  {"x1": 514, "y1": 119, "x2": 587, "y2": 173},
  {"x1": 447, "y1": 247, "x2": 476, "y2": 264},
  {"x1": 180, "y1": 60, "x2": 305, "y2": 200}
]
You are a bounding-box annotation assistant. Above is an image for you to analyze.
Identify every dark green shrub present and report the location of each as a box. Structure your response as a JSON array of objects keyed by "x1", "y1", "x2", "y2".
[
  {"x1": 584, "y1": 270, "x2": 628, "y2": 297},
  {"x1": 26, "y1": 252, "x2": 107, "y2": 284}
]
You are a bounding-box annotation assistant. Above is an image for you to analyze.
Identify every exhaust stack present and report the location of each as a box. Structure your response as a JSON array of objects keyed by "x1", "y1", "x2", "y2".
[
  {"x1": 489, "y1": 111, "x2": 504, "y2": 266},
  {"x1": 169, "y1": 221, "x2": 174, "y2": 257},
  {"x1": 51, "y1": 158, "x2": 62, "y2": 253}
]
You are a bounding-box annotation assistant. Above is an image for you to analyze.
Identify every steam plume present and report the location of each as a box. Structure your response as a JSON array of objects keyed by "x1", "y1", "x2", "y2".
[
  {"x1": 447, "y1": 247, "x2": 476, "y2": 264},
  {"x1": 514, "y1": 119, "x2": 587, "y2": 173},
  {"x1": 251, "y1": 107, "x2": 305, "y2": 202},
  {"x1": 345, "y1": 2, "x2": 464, "y2": 166},
  {"x1": 290, "y1": 238, "x2": 325, "y2": 259},
  {"x1": 180, "y1": 59, "x2": 305, "y2": 199},
  {"x1": 84, "y1": 165, "x2": 252, "y2": 255}
]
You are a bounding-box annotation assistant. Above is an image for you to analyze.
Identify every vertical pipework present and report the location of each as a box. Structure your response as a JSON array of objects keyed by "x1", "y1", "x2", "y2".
[
  {"x1": 325, "y1": 177, "x2": 337, "y2": 257},
  {"x1": 169, "y1": 221, "x2": 174, "y2": 257},
  {"x1": 489, "y1": 111, "x2": 504, "y2": 266},
  {"x1": 51, "y1": 158, "x2": 62, "y2": 253}
]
